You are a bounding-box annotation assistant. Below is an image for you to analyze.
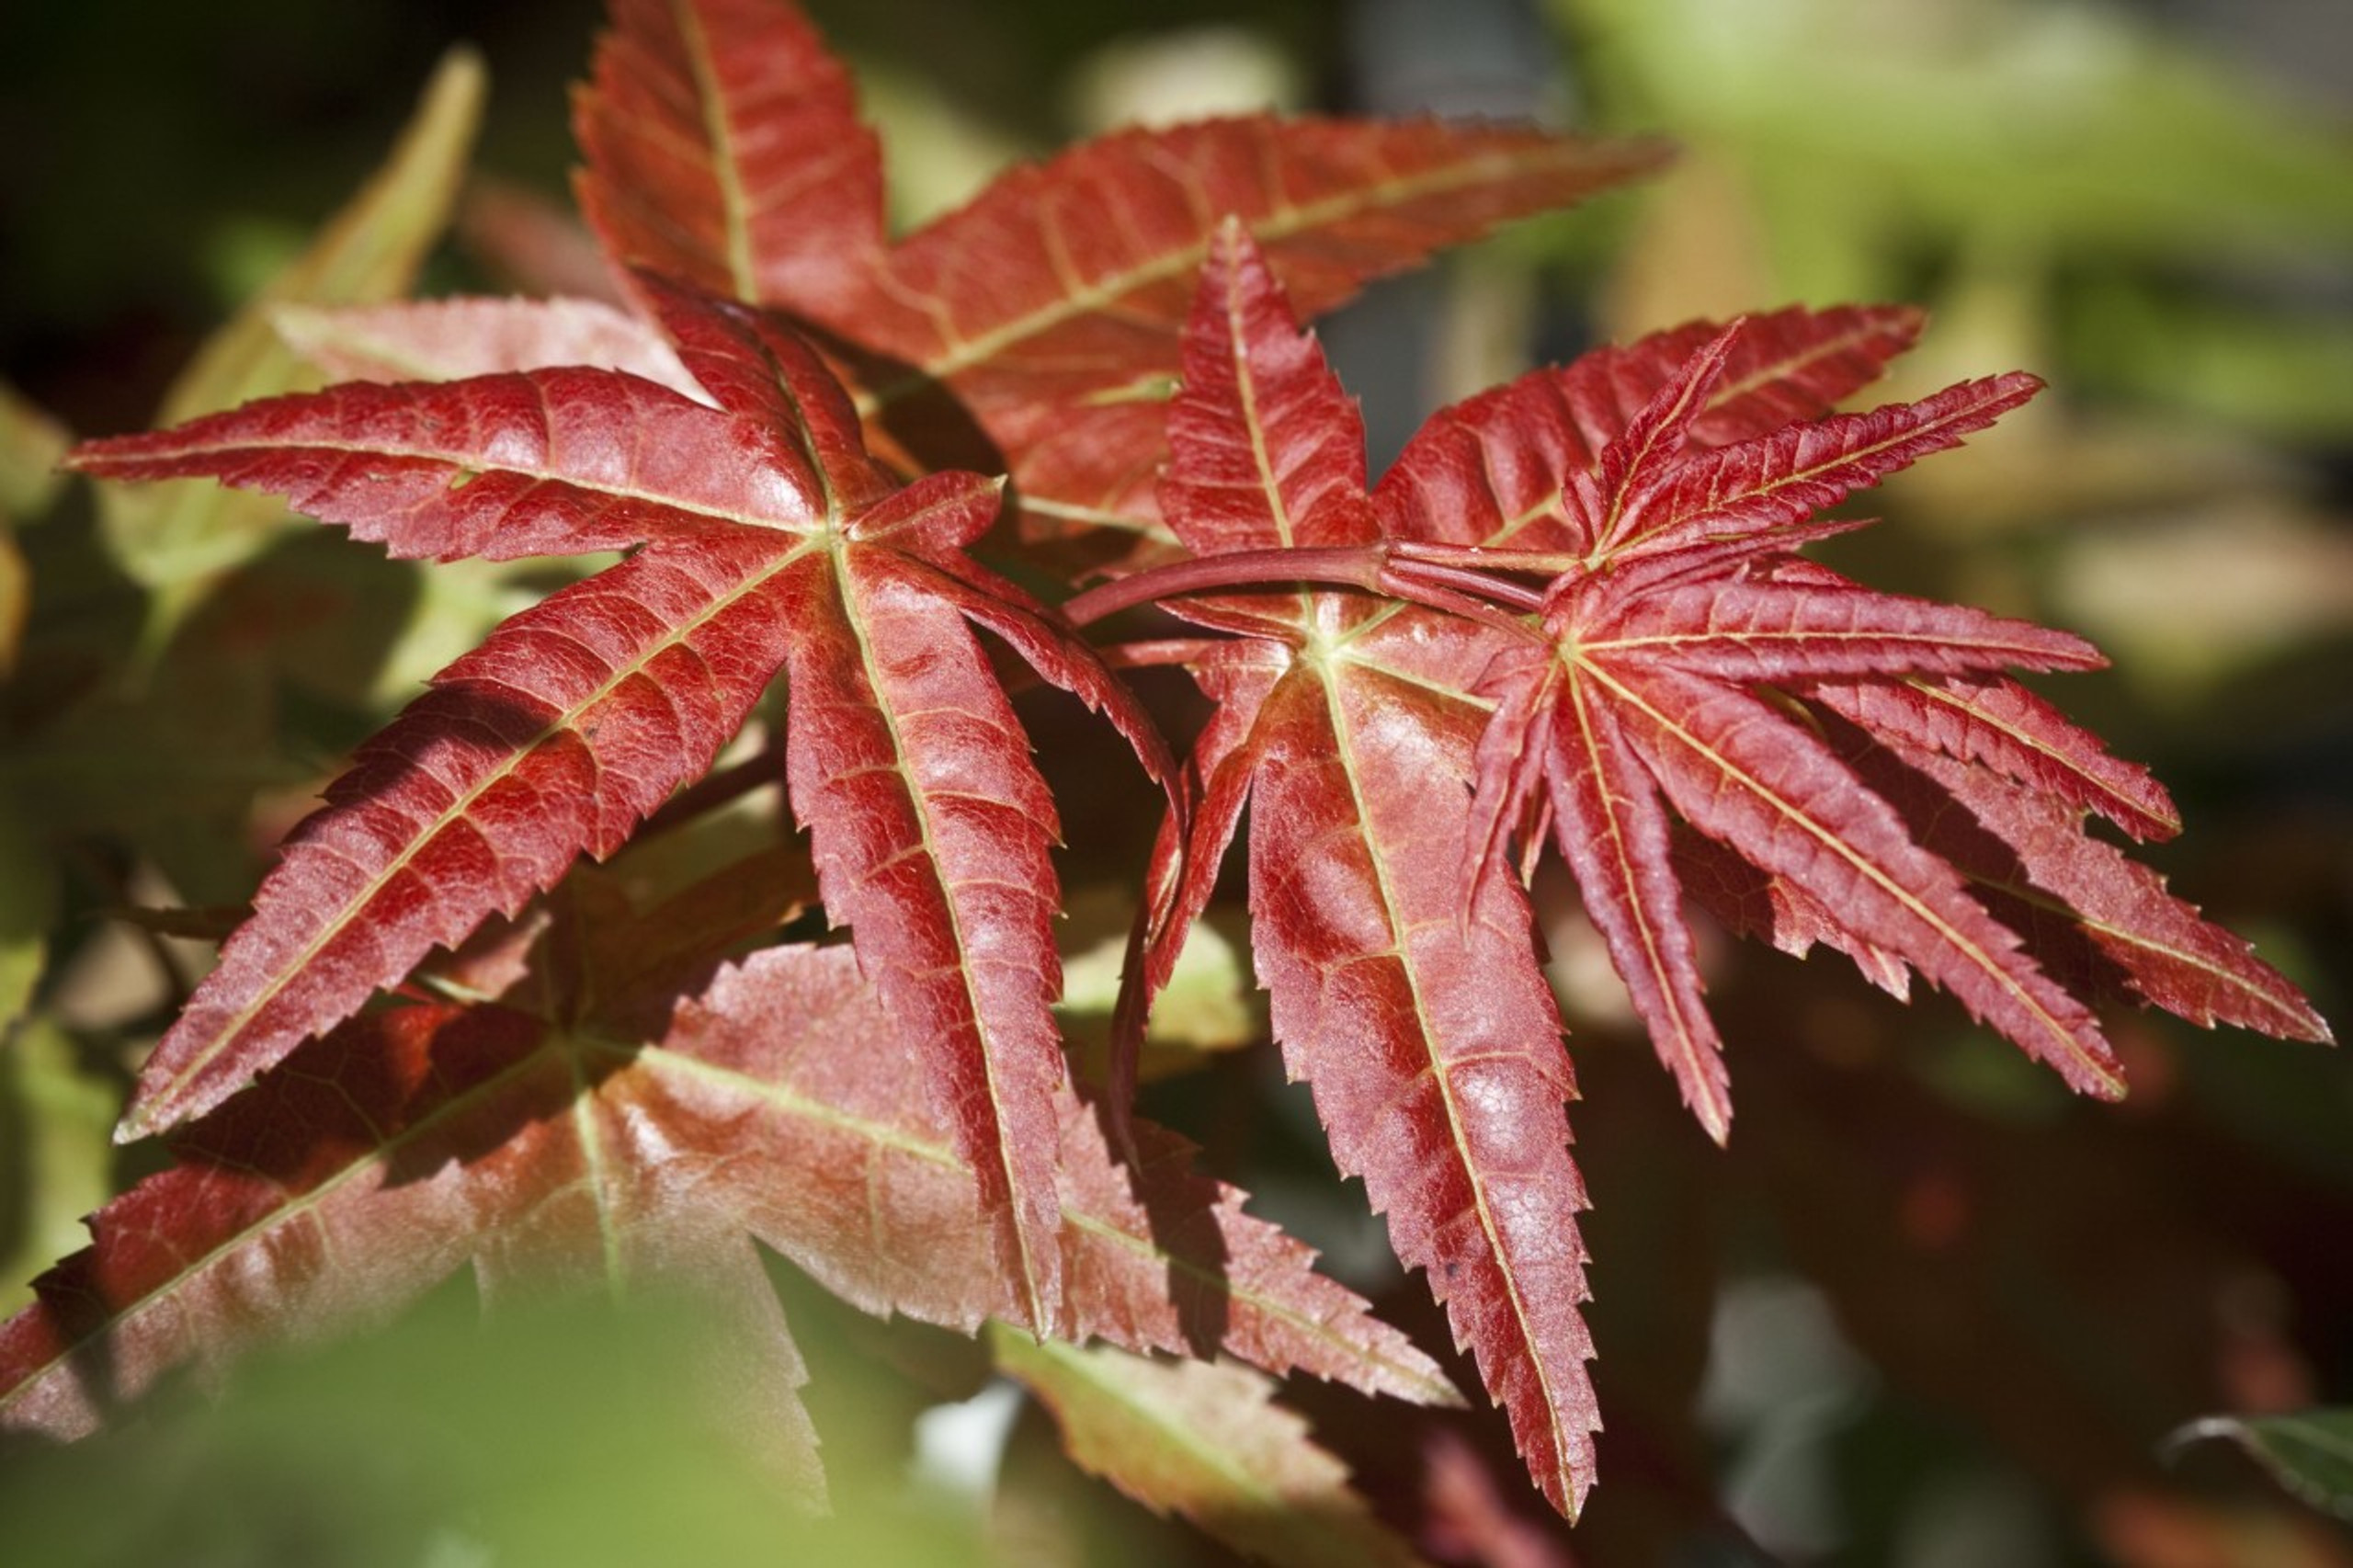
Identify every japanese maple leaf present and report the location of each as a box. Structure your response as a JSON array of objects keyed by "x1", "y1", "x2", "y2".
[
  {"x1": 1455, "y1": 340, "x2": 2103, "y2": 1137},
  {"x1": 1095, "y1": 225, "x2": 2328, "y2": 1518},
  {"x1": 0, "y1": 871, "x2": 1459, "y2": 1469},
  {"x1": 1438, "y1": 324, "x2": 2328, "y2": 1139},
  {"x1": 565, "y1": 0, "x2": 1672, "y2": 540},
  {"x1": 66, "y1": 276, "x2": 1175, "y2": 1335},
  {"x1": 1116, "y1": 221, "x2": 1604, "y2": 1519},
  {"x1": 286, "y1": 0, "x2": 1665, "y2": 548}
]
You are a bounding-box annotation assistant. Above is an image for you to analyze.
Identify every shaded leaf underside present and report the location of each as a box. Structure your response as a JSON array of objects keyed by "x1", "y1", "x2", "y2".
[{"x1": 0, "y1": 945, "x2": 1454, "y2": 1449}]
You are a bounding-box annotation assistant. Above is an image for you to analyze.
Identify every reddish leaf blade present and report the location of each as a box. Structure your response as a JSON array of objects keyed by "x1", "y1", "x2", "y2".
[
  {"x1": 119, "y1": 535, "x2": 807, "y2": 1140},
  {"x1": 1, "y1": 1002, "x2": 585, "y2": 1439},
  {"x1": 1671, "y1": 824, "x2": 1917, "y2": 999},
  {"x1": 915, "y1": 556, "x2": 1181, "y2": 804},
  {"x1": 671, "y1": 947, "x2": 1456, "y2": 1402},
  {"x1": 1673, "y1": 303, "x2": 1927, "y2": 444},
  {"x1": 989, "y1": 1333, "x2": 1426, "y2": 1568},
  {"x1": 1589, "y1": 579, "x2": 2107, "y2": 681},
  {"x1": 66, "y1": 369, "x2": 822, "y2": 562},
  {"x1": 1461, "y1": 648, "x2": 1560, "y2": 913},
  {"x1": 1139, "y1": 652, "x2": 1287, "y2": 1011},
  {"x1": 1145, "y1": 242, "x2": 1598, "y2": 1509},
  {"x1": 636, "y1": 273, "x2": 892, "y2": 507},
  {"x1": 460, "y1": 176, "x2": 630, "y2": 304},
  {"x1": 1607, "y1": 373, "x2": 2043, "y2": 564},
  {"x1": 1833, "y1": 728, "x2": 2332, "y2": 1043},
  {"x1": 858, "y1": 535, "x2": 1189, "y2": 1121},
  {"x1": 881, "y1": 119, "x2": 1668, "y2": 385},
  {"x1": 1575, "y1": 322, "x2": 1741, "y2": 557},
  {"x1": 1375, "y1": 302, "x2": 1924, "y2": 550},
  {"x1": 1805, "y1": 674, "x2": 2180, "y2": 843},
  {"x1": 1538, "y1": 665, "x2": 1733, "y2": 1142},
  {"x1": 1160, "y1": 221, "x2": 1379, "y2": 557},
  {"x1": 778, "y1": 549, "x2": 1072, "y2": 1333},
  {"x1": 1245, "y1": 667, "x2": 1601, "y2": 1518},
  {"x1": 273, "y1": 296, "x2": 696, "y2": 392},
  {"x1": 575, "y1": 846, "x2": 822, "y2": 1018},
  {"x1": 1602, "y1": 664, "x2": 2126, "y2": 1098},
  {"x1": 867, "y1": 117, "x2": 1669, "y2": 526},
  {"x1": 4, "y1": 944, "x2": 1451, "y2": 1451},
  {"x1": 575, "y1": 0, "x2": 885, "y2": 314},
  {"x1": 1059, "y1": 1113, "x2": 1460, "y2": 1407},
  {"x1": 1119, "y1": 222, "x2": 1392, "y2": 1071},
  {"x1": 847, "y1": 468, "x2": 1005, "y2": 552}
]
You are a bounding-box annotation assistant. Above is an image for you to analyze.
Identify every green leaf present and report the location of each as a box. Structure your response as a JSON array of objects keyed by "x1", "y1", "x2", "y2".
[
  {"x1": 99, "y1": 47, "x2": 485, "y2": 626},
  {"x1": 0, "y1": 805, "x2": 55, "y2": 1040},
  {"x1": 2169, "y1": 1409, "x2": 2353, "y2": 1520},
  {"x1": 0, "y1": 381, "x2": 70, "y2": 524},
  {"x1": 0, "y1": 1022, "x2": 117, "y2": 1320},
  {"x1": 989, "y1": 1329, "x2": 1429, "y2": 1568},
  {"x1": 1056, "y1": 889, "x2": 1258, "y2": 1084}
]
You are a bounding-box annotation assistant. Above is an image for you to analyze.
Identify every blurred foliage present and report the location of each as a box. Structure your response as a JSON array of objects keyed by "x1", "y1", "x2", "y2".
[
  {"x1": 2170, "y1": 1408, "x2": 2353, "y2": 1523},
  {"x1": 0, "y1": 1283, "x2": 992, "y2": 1566},
  {"x1": 2, "y1": 0, "x2": 2348, "y2": 1563}
]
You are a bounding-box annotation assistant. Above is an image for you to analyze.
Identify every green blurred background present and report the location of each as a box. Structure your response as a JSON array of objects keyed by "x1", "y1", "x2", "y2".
[{"x1": 3, "y1": 1, "x2": 2349, "y2": 1562}]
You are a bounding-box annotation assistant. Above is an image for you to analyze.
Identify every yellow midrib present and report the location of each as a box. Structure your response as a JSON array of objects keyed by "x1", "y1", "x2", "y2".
[
  {"x1": 858, "y1": 140, "x2": 1603, "y2": 414},
  {"x1": 1590, "y1": 664, "x2": 2120, "y2": 1093},
  {"x1": 674, "y1": 0, "x2": 760, "y2": 302},
  {"x1": 1316, "y1": 661, "x2": 1585, "y2": 1497},
  {"x1": 142, "y1": 537, "x2": 816, "y2": 1128},
  {"x1": 829, "y1": 540, "x2": 1057, "y2": 1332}
]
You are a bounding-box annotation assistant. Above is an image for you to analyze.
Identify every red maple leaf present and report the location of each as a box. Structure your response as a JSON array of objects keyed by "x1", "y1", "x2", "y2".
[
  {"x1": 14, "y1": 0, "x2": 2328, "y2": 1536},
  {"x1": 0, "y1": 870, "x2": 1457, "y2": 1465},
  {"x1": 1104, "y1": 222, "x2": 1605, "y2": 1517},
  {"x1": 576, "y1": 0, "x2": 1669, "y2": 540},
  {"x1": 60, "y1": 0, "x2": 1664, "y2": 1337},
  {"x1": 67, "y1": 278, "x2": 1175, "y2": 1332},
  {"x1": 1082, "y1": 223, "x2": 2329, "y2": 1516}
]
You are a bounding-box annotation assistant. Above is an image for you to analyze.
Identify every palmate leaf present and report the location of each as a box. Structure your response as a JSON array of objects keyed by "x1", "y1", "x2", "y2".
[
  {"x1": 1802, "y1": 672, "x2": 2181, "y2": 844},
  {"x1": 574, "y1": 0, "x2": 886, "y2": 318},
  {"x1": 0, "y1": 936, "x2": 1454, "y2": 1470},
  {"x1": 67, "y1": 278, "x2": 1176, "y2": 1334},
  {"x1": 570, "y1": 0, "x2": 1669, "y2": 540},
  {"x1": 1120, "y1": 236, "x2": 2330, "y2": 1516},
  {"x1": 39, "y1": 0, "x2": 2334, "y2": 1538},
  {"x1": 1433, "y1": 309, "x2": 2327, "y2": 1135},
  {"x1": 1410, "y1": 314, "x2": 2084, "y2": 1135},
  {"x1": 1144, "y1": 224, "x2": 1602, "y2": 1519},
  {"x1": 1375, "y1": 301, "x2": 1931, "y2": 553}
]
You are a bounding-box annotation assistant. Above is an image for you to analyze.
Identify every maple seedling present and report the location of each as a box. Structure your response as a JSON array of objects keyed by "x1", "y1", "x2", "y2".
[{"x1": 2, "y1": 0, "x2": 2329, "y2": 1545}]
